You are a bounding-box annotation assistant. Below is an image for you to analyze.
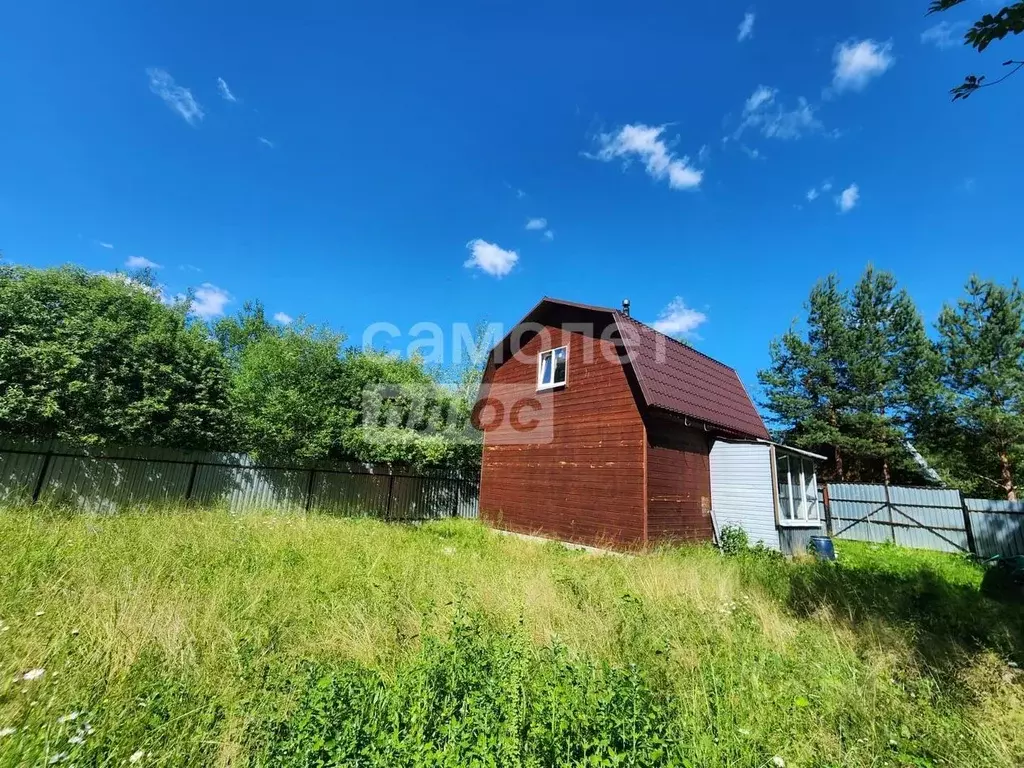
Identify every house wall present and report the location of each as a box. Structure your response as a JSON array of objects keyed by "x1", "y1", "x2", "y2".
[
  {"x1": 478, "y1": 325, "x2": 646, "y2": 546},
  {"x1": 709, "y1": 440, "x2": 779, "y2": 549},
  {"x1": 644, "y1": 416, "x2": 714, "y2": 543}
]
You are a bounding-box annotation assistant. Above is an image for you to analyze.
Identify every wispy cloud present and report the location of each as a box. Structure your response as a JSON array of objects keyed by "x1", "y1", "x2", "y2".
[
  {"x1": 543, "y1": 230, "x2": 554, "y2": 241},
  {"x1": 805, "y1": 180, "x2": 832, "y2": 202},
  {"x1": 651, "y1": 297, "x2": 708, "y2": 339},
  {"x1": 147, "y1": 68, "x2": 204, "y2": 125},
  {"x1": 525, "y1": 218, "x2": 547, "y2": 231},
  {"x1": 737, "y1": 11, "x2": 755, "y2": 42},
  {"x1": 125, "y1": 255, "x2": 161, "y2": 269},
  {"x1": 464, "y1": 239, "x2": 519, "y2": 278},
  {"x1": 921, "y1": 21, "x2": 967, "y2": 49},
  {"x1": 258, "y1": 136, "x2": 275, "y2": 148},
  {"x1": 832, "y1": 39, "x2": 894, "y2": 93},
  {"x1": 837, "y1": 183, "x2": 860, "y2": 213},
  {"x1": 216, "y1": 77, "x2": 238, "y2": 102},
  {"x1": 190, "y1": 283, "x2": 232, "y2": 319},
  {"x1": 735, "y1": 86, "x2": 821, "y2": 140},
  {"x1": 96, "y1": 241, "x2": 114, "y2": 250},
  {"x1": 273, "y1": 312, "x2": 293, "y2": 324},
  {"x1": 591, "y1": 124, "x2": 703, "y2": 190}
]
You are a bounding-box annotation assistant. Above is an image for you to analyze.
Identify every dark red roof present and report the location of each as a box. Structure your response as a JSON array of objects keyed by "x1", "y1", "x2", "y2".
[
  {"x1": 612, "y1": 312, "x2": 769, "y2": 440},
  {"x1": 480, "y1": 297, "x2": 769, "y2": 440}
]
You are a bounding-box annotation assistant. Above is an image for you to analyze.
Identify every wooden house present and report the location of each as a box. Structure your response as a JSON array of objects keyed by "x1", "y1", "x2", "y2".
[{"x1": 473, "y1": 297, "x2": 823, "y2": 551}]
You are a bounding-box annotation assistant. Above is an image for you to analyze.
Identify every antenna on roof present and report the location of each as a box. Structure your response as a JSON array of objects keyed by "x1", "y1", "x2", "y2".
[{"x1": 622, "y1": 298, "x2": 630, "y2": 317}]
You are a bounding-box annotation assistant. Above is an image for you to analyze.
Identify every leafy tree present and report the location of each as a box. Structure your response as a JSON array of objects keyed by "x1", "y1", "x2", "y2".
[
  {"x1": 928, "y1": 1, "x2": 1024, "y2": 99},
  {"x1": 228, "y1": 323, "x2": 351, "y2": 461},
  {"x1": 0, "y1": 264, "x2": 231, "y2": 448},
  {"x1": 213, "y1": 300, "x2": 277, "y2": 367},
  {"x1": 929, "y1": 277, "x2": 1024, "y2": 499}
]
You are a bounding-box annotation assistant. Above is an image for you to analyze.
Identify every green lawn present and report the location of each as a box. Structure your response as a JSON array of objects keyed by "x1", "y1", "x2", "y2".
[{"x1": 0, "y1": 508, "x2": 1021, "y2": 767}]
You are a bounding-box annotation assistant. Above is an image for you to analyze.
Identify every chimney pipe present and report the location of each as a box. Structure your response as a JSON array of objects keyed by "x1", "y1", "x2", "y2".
[{"x1": 622, "y1": 298, "x2": 631, "y2": 317}]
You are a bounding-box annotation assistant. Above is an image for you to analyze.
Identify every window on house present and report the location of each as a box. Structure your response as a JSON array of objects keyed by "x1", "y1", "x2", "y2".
[
  {"x1": 775, "y1": 453, "x2": 819, "y2": 524},
  {"x1": 538, "y1": 346, "x2": 567, "y2": 390}
]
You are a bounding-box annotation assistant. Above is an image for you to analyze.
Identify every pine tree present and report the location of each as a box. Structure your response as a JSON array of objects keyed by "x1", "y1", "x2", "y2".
[
  {"x1": 759, "y1": 267, "x2": 937, "y2": 483},
  {"x1": 759, "y1": 275, "x2": 855, "y2": 479},
  {"x1": 844, "y1": 267, "x2": 939, "y2": 483},
  {"x1": 933, "y1": 277, "x2": 1024, "y2": 500}
]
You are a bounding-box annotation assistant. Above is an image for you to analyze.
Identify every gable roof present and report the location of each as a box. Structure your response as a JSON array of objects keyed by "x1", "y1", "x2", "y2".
[{"x1": 481, "y1": 297, "x2": 770, "y2": 441}]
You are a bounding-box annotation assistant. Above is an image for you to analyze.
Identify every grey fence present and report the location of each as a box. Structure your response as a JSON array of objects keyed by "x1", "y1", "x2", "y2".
[
  {"x1": 826, "y1": 482, "x2": 1024, "y2": 557},
  {"x1": 0, "y1": 439, "x2": 479, "y2": 520}
]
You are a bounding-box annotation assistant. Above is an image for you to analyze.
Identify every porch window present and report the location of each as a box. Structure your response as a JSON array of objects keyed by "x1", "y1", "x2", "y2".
[
  {"x1": 776, "y1": 453, "x2": 819, "y2": 525},
  {"x1": 538, "y1": 346, "x2": 567, "y2": 390}
]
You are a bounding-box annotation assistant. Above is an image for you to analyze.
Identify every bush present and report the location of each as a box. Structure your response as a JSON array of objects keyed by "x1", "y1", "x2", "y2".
[{"x1": 718, "y1": 524, "x2": 749, "y2": 555}]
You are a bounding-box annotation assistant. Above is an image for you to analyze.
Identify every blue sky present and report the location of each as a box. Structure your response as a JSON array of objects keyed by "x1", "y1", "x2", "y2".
[{"x1": 1, "y1": 1, "x2": 1020, "y2": 396}]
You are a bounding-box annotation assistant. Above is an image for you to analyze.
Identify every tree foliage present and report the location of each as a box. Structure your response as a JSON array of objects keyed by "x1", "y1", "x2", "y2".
[
  {"x1": 759, "y1": 267, "x2": 937, "y2": 483},
  {"x1": 921, "y1": 277, "x2": 1024, "y2": 499},
  {"x1": 0, "y1": 265, "x2": 482, "y2": 472},
  {"x1": 928, "y1": 0, "x2": 1024, "y2": 99},
  {"x1": 0, "y1": 264, "x2": 233, "y2": 448}
]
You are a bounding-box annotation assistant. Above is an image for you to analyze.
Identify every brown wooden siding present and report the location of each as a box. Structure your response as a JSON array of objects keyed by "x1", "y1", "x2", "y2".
[
  {"x1": 478, "y1": 325, "x2": 646, "y2": 545},
  {"x1": 645, "y1": 415, "x2": 714, "y2": 543}
]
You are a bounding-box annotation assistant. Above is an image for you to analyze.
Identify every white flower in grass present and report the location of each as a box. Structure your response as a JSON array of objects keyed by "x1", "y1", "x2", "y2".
[
  {"x1": 57, "y1": 712, "x2": 80, "y2": 723},
  {"x1": 0, "y1": 727, "x2": 16, "y2": 737},
  {"x1": 129, "y1": 749, "x2": 146, "y2": 763},
  {"x1": 48, "y1": 753, "x2": 67, "y2": 764},
  {"x1": 771, "y1": 757, "x2": 786, "y2": 768},
  {"x1": 22, "y1": 668, "x2": 45, "y2": 681},
  {"x1": 35, "y1": 610, "x2": 44, "y2": 617},
  {"x1": 69, "y1": 734, "x2": 85, "y2": 745}
]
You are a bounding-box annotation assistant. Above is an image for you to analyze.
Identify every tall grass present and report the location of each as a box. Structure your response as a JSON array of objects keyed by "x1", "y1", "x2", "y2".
[{"x1": 0, "y1": 507, "x2": 1021, "y2": 766}]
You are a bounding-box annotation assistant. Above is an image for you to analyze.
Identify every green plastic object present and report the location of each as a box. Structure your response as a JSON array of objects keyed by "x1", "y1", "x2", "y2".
[{"x1": 980, "y1": 555, "x2": 1024, "y2": 603}]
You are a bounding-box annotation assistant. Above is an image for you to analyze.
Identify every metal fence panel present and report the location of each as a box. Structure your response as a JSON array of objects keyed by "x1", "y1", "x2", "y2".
[
  {"x1": 0, "y1": 440, "x2": 479, "y2": 520},
  {"x1": 828, "y1": 483, "x2": 967, "y2": 553},
  {"x1": 966, "y1": 498, "x2": 1024, "y2": 557}
]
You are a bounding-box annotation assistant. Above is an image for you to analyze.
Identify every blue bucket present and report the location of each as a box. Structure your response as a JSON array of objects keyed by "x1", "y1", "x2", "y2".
[{"x1": 809, "y1": 536, "x2": 836, "y2": 561}]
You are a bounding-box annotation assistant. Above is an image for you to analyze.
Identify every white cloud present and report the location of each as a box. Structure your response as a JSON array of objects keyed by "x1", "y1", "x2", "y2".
[
  {"x1": 736, "y1": 86, "x2": 821, "y2": 140},
  {"x1": 125, "y1": 255, "x2": 161, "y2": 269},
  {"x1": 832, "y1": 39, "x2": 894, "y2": 93},
  {"x1": 543, "y1": 230, "x2": 554, "y2": 241},
  {"x1": 147, "y1": 68, "x2": 204, "y2": 125},
  {"x1": 806, "y1": 188, "x2": 819, "y2": 201},
  {"x1": 740, "y1": 144, "x2": 761, "y2": 160},
  {"x1": 216, "y1": 77, "x2": 238, "y2": 102},
  {"x1": 258, "y1": 136, "x2": 275, "y2": 148},
  {"x1": 837, "y1": 183, "x2": 860, "y2": 213},
  {"x1": 737, "y1": 12, "x2": 755, "y2": 42},
  {"x1": 804, "y1": 180, "x2": 834, "y2": 204},
  {"x1": 921, "y1": 21, "x2": 967, "y2": 49},
  {"x1": 464, "y1": 239, "x2": 519, "y2": 278},
  {"x1": 273, "y1": 312, "x2": 293, "y2": 324},
  {"x1": 822, "y1": 181, "x2": 833, "y2": 192},
  {"x1": 591, "y1": 124, "x2": 703, "y2": 190},
  {"x1": 525, "y1": 217, "x2": 547, "y2": 230},
  {"x1": 190, "y1": 283, "x2": 232, "y2": 318},
  {"x1": 97, "y1": 241, "x2": 114, "y2": 249},
  {"x1": 651, "y1": 297, "x2": 708, "y2": 338}
]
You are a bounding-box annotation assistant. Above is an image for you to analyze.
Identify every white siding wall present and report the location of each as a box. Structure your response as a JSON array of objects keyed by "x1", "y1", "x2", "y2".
[{"x1": 709, "y1": 441, "x2": 779, "y2": 550}]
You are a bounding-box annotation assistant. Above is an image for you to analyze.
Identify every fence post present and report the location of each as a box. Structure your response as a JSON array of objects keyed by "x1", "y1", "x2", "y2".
[
  {"x1": 31, "y1": 451, "x2": 54, "y2": 504},
  {"x1": 385, "y1": 472, "x2": 396, "y2": 520},
  {"x1": 452, "y1": 478, "x2": 462, "y2": 518},
  {"x1": 959, "y1": 491, "x2": 978, "y2": 556},
  {"x1": 184, "y1": 460, "x2": 200, "y2": 504},
  {"x1": 304, "y1": 468, "x2": 317, "y2": 513},
  {"x1": 883, "y1": 480, "x2": 896, "y2": 544},
  {"x1": 823, "y1": 484, "x2": 833, "y2": 537}
]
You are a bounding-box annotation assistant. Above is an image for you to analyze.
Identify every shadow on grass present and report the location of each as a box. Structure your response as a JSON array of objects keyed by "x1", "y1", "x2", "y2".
[{"x1": 741, "y1": 550, "x2": 1024, "y2": 680}]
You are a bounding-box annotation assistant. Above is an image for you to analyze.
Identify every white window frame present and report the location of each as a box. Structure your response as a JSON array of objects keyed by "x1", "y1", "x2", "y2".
[
  {"x1": 776, "y1": 452, "x2": 820, "y2": 527},
  {"x1": 537, "y1": 345, "x2": 568, "y2": 391}
]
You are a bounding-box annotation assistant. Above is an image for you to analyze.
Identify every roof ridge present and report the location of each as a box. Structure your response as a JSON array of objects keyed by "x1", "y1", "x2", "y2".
[{"x1": 613, "y1": 311, "x2": 740, "y2": 374}]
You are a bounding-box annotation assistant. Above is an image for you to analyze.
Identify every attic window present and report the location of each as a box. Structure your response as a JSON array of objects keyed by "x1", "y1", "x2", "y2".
[{"x1": 537, "y1": 346, "x2": 567, "y2": 390}]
